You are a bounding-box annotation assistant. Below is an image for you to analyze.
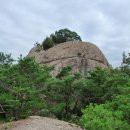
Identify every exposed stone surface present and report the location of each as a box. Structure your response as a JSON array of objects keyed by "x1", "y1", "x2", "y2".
[
  {"x1": 28, "y1": 41, "x2": 109, "y2": 76},
  {"x1": 0, "y1": 116, "x2": 83, "y2": 130}
]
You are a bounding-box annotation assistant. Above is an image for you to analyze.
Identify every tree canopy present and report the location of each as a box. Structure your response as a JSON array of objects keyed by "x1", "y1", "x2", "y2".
[
  {"x1": 51, "y1": 28, "x2": 82, "y2": 44},
  {"x1": 0, "y1": 52, "x2": 130, "y2": 129},
  {"x1": 42, "y1": 28, "x2": 82, "y2": 50}
]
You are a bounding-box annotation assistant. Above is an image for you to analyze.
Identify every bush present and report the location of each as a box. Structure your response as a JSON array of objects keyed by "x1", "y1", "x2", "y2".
[
  {"x1": 43, "y1": 68, "x2": 84, "y2": 120},
  {"x1": 80, "y1": 104, "x2": 130, "y2": 130},
  {"x1": 0, "y1": 87, "x2": 44, "y2": 120},
  {"x1": 105, "y1": 94, "x2": 130, "y2": 124},
  {"x1": 80, "y1": 84, "x2": 130, "y2": 129},
  {"x1": 51, "y1": 28, "x2": 82, "y2": 44},
  {"x1": 42, "y1": 37, "x2": 54, "y2": 50},
  {"x1": 38, "y1": 108, "x2": 50, "y2": 117},
  {"x1": 41, "y1": 28, "x2": 82, "y2": 50},
  {"x1": 0, "y1": 57, "x2": 50, "y2": 120},
  {"x1": 0, "y1": 52, "x2": 14, "y2": 65}
]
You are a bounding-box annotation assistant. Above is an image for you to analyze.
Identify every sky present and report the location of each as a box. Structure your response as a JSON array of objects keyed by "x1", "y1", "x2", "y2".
[{"x1": 0, "y1": 0, "x2": 130, "y2": 67}]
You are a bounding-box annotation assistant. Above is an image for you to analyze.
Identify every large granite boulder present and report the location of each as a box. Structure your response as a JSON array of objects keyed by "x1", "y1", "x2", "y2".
[{"x1": 28, "y1": 41, "x2": 109, "y2": 76}]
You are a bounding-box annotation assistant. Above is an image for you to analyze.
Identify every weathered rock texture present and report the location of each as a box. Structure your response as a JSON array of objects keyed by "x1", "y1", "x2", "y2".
[{"x1": 28, "y1": 41, "x2": 109, "y2": 76}]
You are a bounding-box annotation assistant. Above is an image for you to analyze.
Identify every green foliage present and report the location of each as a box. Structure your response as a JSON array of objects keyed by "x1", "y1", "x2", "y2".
[
  {"x1": 83, "y1": 67, "x2": 129, "y2": 104},
  {"x1": 42, "y1": 37, "x2": 54, "y2": 50},
  {"x1": 56, "y1": 66, "x2": 72, "y2": 78},
  {"x1": 121, "y1": 52, "x2": 130, "y2": 77},
  {"x1": 0, "y1": 56, "x2": 50, "y2": 120},
  {"x1": 80, "y1": 65, "x2": 130, "y2": 129},
  {"x1": 43, "y1": 68, "x2": 84, "y2": 120},
  {"x1": 104, "y1": 83, "x2": 130, "y2": 124},
  {"x1": 0, "y1": 87, "x2": 43, "y2": 120},
  {"x1": 122, "y1": 52, "x2": 130, "y2": 66},
  {"x1": 51, "y1": 28, "x2": 82, "y2": 44},
  {"x1": 0, "y1": 52, "x2": 14, "y2": 65},
  {"x1": 38, "y1": 108, "x2": 50, "y2": 117},
  {"x1": 3, "y1": 122, "x2": 12, "y2": 129},
  {"x1": 41, "y1": 28, "x2": 82, "y2": 50},
  {"x1": 40, "y1": 65, "x2": 130, "y2": 124},
  {"x1": 83, "y1": 67, "x2": 110, "y2": 104},
  {"x1": 0, "y1": 51, "x2": 130, "y2": 129},
  {"x1": 80, "y1": 104, "x2": 130, "y2": 130},
  {"x1": 106, "y1": 95, "x2": 130, "y2": 124}
]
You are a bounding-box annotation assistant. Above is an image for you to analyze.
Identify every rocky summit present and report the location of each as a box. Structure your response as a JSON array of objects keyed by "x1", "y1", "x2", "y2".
[{"x1": 28, "y1": 41, "x2": 109, "y2": 76}]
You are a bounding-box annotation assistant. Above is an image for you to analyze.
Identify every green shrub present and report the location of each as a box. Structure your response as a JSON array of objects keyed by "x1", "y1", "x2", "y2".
[
  {"x1": 105, "y1": 94, "x2": 130, "y2": 124},
  {"x1": 3, "y1": 122, "x2": 12, "y2": 129},
  {"x1": 0, "y1": 52, "x2": 14, "y2": 65},
  {"x1": 38, "y1": 108, "x2": 50, "y2": 117},
  {"x1": 42, "y1": 37, "x2": 54, "y2": 50},
  {"x1": 41, "y1": 28, "x2": 82, "y2": 50},
  {"x1": 43, "y1": 69, "x2": 85, "y2": 120},
  {"x1": 0, "y1": 57, "x2": 50, "y2": 121},
  {"x1": 51, "y1": 28, "x2": 82, "y2": 44},
  {"x1": 80, "y1": 104, "x2": 130, "y2": 130}
]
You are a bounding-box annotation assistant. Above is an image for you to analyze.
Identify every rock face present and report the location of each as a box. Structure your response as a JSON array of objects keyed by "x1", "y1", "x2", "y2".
[{"x1": 28, "y1": 41, "x2": 109, "y2": 76}]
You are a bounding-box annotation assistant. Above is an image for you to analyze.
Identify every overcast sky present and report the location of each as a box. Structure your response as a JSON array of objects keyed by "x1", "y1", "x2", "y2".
[{"x1": 0, "y1": 0, "x2": 130, "y2": 67}]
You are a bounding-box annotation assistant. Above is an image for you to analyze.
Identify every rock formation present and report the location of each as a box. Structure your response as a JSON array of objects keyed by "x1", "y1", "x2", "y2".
[
  {"x1": 28, "y1": 41, "x2": 109, "y2": 76},
  {"x1": 2, "y1": 116, "x2": 82, "y2": 130}
]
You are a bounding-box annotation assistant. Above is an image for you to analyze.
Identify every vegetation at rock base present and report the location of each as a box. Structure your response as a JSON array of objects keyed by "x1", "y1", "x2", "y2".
[
  {"x1": 80, "y1": 52, "x2": 130, "y2": 129},
  {"x1": 0, "y1": 51, "x2": 130, "y2": 130},
  {"x1": 0, "y1": 54, "x2": 50, "y2": 120}
]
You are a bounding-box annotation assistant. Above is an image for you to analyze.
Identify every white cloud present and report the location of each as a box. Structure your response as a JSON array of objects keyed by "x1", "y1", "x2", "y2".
[{"x1": 0, "y1": 0, "x2": 130, "y2": 67}]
